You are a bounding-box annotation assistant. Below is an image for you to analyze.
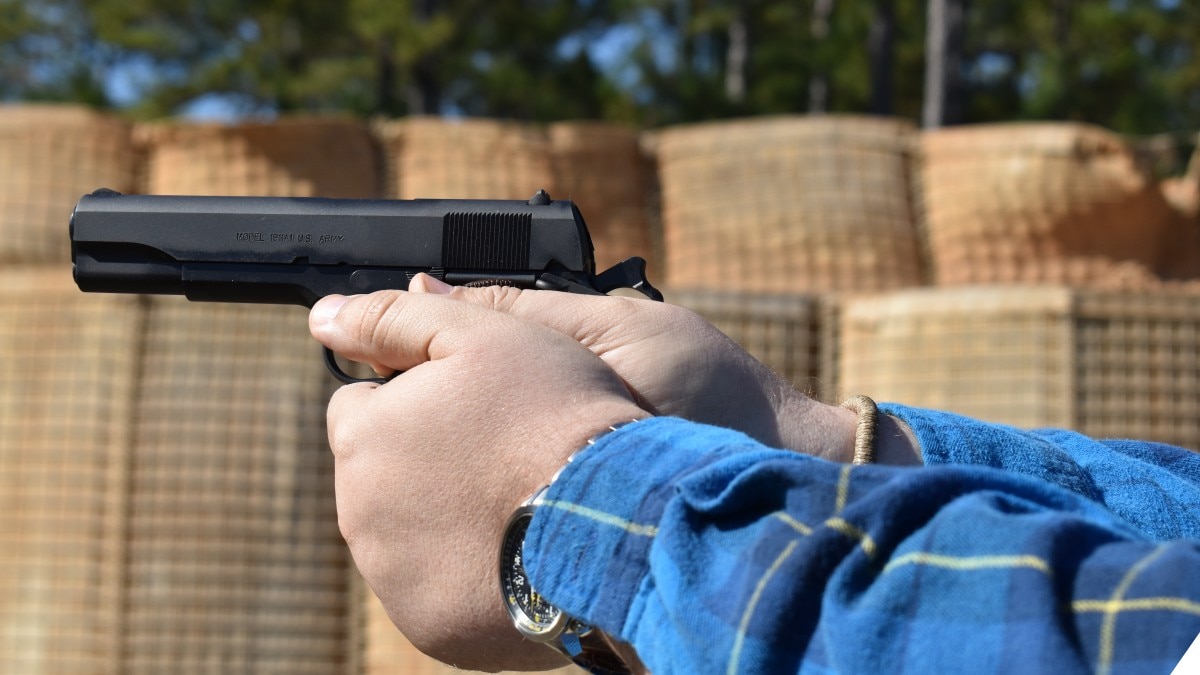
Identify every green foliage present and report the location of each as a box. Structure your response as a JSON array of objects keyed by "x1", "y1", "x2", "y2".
[
  {"x1": 964, "y1": 0, "x2": 1200, "y2": 134},
  {"x1": 2, "y1": 0, "x2": 1199, "y2": 135}
]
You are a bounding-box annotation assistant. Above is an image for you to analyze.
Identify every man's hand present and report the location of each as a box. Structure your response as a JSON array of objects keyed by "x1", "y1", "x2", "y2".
[
  {"x1": 309, "y1": 290, "x2": 646, "y2": 671},
  {"x1": 408, "y1": 274, "x2": 865, "y2": 464}
]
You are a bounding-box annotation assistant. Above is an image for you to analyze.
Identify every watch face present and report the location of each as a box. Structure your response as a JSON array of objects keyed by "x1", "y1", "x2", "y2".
[{"x1": 500, "y1": 511, "x2": 566, "y2": 639}]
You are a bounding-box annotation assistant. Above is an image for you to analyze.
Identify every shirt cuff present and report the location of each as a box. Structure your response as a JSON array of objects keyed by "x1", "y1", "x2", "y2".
[{"x1": 522, "y1": 417, "x2": 767, "y2": 638}]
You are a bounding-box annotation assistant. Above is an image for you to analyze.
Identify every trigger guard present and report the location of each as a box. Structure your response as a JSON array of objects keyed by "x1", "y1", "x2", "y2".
[{"x1": 323, "y1": 347, "x2": 392, "y2": 385}]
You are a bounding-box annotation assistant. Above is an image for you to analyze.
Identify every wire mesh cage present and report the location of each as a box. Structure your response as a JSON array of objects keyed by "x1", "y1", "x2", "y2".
[
  {"x1": 377, "y1": 117, "x2": 556, "y2": 200},
  {"x1": 136, "y1": 118, "x2": 379, "y2": 198},
  {"x1": 0, "y1": 105, "x2": 136, "y2": 264},
  {"x1": 122, "y1": 298, "x2": 351, "y2": 674},
  {"x1": 0, "y1": 271, "x2": 356, "y2": 674},
  {"x1": 0, "y1": 268, "x2": 139, "y2": 674},
  {"x1": 921, "y1": 123, "x2": 1179, "y2": 289},
  {"x1": 549, "y1": 122, "x2": 658, "y2": 276},
  {"x1": 651, "y1": 116, "x2": 923, "y2": 294},
  {"x1": 840, "y1": 285, "x2": 1200, "y2": 450},
  {"x1": 1157, "y1": 149, "x2": 1200, "y2": 281}
]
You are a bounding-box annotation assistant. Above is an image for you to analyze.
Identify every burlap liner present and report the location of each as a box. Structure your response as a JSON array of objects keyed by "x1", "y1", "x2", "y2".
[
  {"x1": 0, "y1": 105, "x2": 136, "y2": 264},
  {"x1": 136, "y1": 118, "x2": 379, "y2": 198},
  {"x1": 650, "y1": 116, "x2": 923, "y2": 294},
  {"x1": 840, "y1": 285, "x2": 1200, "y2": 450},
  {"x1": 921, "y1": 123, "x2": 1184, "y2": 289}
]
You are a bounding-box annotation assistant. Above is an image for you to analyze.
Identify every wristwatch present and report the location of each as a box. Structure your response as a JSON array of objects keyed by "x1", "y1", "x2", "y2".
[
  {"x1": 498, "y1": 422, "x2": 640, "y2": 675},
  {"x1": 499, "y1": 485, "x2": 631, "y2": 674}
]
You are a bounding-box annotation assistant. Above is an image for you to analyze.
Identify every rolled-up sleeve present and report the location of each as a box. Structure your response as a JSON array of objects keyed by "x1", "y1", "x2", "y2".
[{"x1": 525, "y1": 416, "x2": 1200, "y2": 675}]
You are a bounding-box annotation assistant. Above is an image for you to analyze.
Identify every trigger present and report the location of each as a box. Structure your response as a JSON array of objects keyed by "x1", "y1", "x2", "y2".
[
  {"x1": 593, "y1": 257, "x2": 664, "y2": 301},
  {"x1": 322, "y1": 347, "x2": 392, "y2": 385}
]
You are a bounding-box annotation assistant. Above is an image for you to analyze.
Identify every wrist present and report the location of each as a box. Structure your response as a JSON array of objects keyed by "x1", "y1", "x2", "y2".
[
  {"x1": 511, "y1": 403, "x2": 650, "y2": 513},
  {"x1": 772, "y1": 389, "x2": 859, "y2": 462},
  {"x1": 774, "y1": 393, "x2": 921, "y2": 466}
]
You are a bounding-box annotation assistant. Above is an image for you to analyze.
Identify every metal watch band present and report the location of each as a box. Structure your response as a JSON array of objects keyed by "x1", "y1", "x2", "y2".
[{"x1": 556, "y1": 624, "x2": 633, "y2": 675}]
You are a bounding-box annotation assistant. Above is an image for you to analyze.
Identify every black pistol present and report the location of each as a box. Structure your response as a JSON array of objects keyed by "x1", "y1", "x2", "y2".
[{"x1": 70, "y1": 188, "x2": 662, "y2": 383}]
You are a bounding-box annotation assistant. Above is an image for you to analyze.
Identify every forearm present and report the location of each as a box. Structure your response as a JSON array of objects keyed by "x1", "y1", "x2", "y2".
[{"x1": 526, "y1": 418, "x2": 1200, "y2": 675}]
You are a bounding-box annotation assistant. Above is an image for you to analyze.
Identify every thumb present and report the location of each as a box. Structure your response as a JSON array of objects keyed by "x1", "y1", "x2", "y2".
[
  {"x1": 309, "y1": 290, "x2": 508, "y2": 372},
  {"x1": 407, "y1": 273, "x2": 645, "y2": 353}
]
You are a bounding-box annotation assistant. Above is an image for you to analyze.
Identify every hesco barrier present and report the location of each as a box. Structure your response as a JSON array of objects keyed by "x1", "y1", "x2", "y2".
[
  {"x1": 0, "y1": 105, "x2": 136, "y2": 264},
  {"x1": 123, "y1": 299, "x2": 349, "y2": 674},
  {"x1": 921, "y1": 123, "x2": 1177, "y2": 289},
  {"x1": 136, "y1": 118, "x2": 379, "y2": 198},
  {"x1": 651, "y1": 116, "x2": 923, "y2": 294},
  {"x1": 1157, "y1": 151, "x2": 1200, "y2": 281},
  {"x1": 2, "y1": 105, "x2": 1200, "y2": 674},
  {"x1": 377, "y1": 117, "x2": 657, "y2": 275},
  {"x1": 839, "y1": 285, "x2": 1200, "y2": 451},
  {"x1": 122, "y1": 118, "x2": 370, "y2": 675},
  {"x1": 0, "y1": 270, "x2": 138, "y2": 674},
  {"x1": 549, "y1": 122, "x2": 657, "y2": 275},
  {"x1": 0, "y1": 271, "x2": 354, "y2": 674},
  {"x1": 378, "y1": 116, "x2": 555, "y2": 200}
]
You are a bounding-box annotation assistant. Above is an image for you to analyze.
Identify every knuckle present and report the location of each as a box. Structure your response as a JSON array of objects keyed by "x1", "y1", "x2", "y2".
[
  {"x1": 326, "y1": 386, "x2": 371, "y2": 460},
  {"x1": 356, "y1": 292, "x2": 405, "y2": 356},
  {"x1": 327, "y1": 416, "x2": 359, "y2": 461},
  {"x1": 454, "y1": 284, "x2": 523, "y2": 314},
  {"x1": 336, "y1": 511, "x2": 357, "y2": 546}
]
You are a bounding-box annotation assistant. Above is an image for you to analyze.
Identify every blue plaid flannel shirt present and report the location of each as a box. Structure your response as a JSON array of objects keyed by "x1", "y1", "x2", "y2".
[{"x1": 524, "y1": 406, "x2": 1200, "y2": 674}]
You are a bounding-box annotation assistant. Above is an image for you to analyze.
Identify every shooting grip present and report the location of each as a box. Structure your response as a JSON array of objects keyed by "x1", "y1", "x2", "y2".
[
  {"x1": 322, "y1": 256, "x2": 663, "y2": 385},
  {"x1": 69, "y1": 187, "x2": 664, "y2": 387}
]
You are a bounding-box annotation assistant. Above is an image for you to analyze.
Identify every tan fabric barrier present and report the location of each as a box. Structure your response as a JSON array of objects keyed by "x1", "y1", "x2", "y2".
[
  {"x1": 0, "y1": 106, "x2": 136, "y2": 264},
  {"x1": 921, "y1": 123, "x2": 1176, "y2": 289},
  {"x1": 0, "y1": 268, "x2": 139, "y2": 673},
  {"x1": 124, "y1": 298, "x2": 350, "y2": 674},
  {"x1": 0, "y1": 268, "x2": 355, "y2": 673},
  {"x1": 131, "y1": 116, "x2": 368, "y2": 674},
  {"x1": 137, "y1": 118, "x2": 379, "y2": 198},
  {"x1": 840, "y1": 286, "x2": 1200, "y2": 450},
  {"x1": 651, "y1": 116, "x2": 923, "y2": 294},
  {"x1": 1158, "y1": 148, "x2": 1200, "y2": 280},
  {"x1": 549, "y1": 122, "x2": 657, "y2": 275},
  {"x1": 379, "y1": 117, "x2": 555, "y2": 200},
  {"x1": 378, "y1": 118, "x2": 657, "y2": 276}
]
